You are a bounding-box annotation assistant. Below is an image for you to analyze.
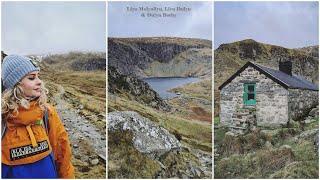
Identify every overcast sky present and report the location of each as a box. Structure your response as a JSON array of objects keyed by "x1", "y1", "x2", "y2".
[
  {"x1": 108, "y1": 1, "x2": 212, "y2": 40},
  {"x1": 214, "y1": 1, "x2": 319, "y2": 49},
  {"x1": 2, "y1": 1, "x2": 105, "y2": 55}
]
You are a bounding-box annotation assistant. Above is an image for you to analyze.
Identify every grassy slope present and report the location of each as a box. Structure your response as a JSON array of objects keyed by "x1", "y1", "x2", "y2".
[
  {"x1": 169, "y1": 79, "x2": 212, "y2": 123},
  {"x1": 111, "y1": 37, "x2": 212, "y2": 47},
  {"x1": 108, "y1": 94, "x2": 212, "y2": 152},
  {"x1": 108, "y1": 84, "x2": 212, "y2": 178},
  {"x1": 108, "y1": 80, "x2": 212, "y2": 178},
  {"x1": 214, "y1": 117, "x2": 319, "y2": 178},
  {"x1": 42, "y1": 69, "x2": 106, "y2": 132},
  {"x1": 40, "y1": 60, "x2": 106, "y2": 178},
  {"x1": 108, "y1": 37, "x2": 212, "y2": 178}
]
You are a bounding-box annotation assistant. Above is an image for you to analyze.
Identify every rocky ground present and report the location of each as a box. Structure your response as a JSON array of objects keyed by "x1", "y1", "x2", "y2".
[
  {"x1": 107, "y1": 38, "x2": 212, "y2": 178},
  {"x1": 49, "y1": 82, "x2": 106, "y2": 178},
  {"x1": 214, "y1": 106, "x2": 319, "y2": 178},
  {"x1": 108, "y1": 111, "x2": 212, "y2": 178}
]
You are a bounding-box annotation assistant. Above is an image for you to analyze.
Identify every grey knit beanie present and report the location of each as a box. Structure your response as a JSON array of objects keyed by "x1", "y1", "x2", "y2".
[{"x1": 2, "y1": 55, "x2": 40, "y2": 90}]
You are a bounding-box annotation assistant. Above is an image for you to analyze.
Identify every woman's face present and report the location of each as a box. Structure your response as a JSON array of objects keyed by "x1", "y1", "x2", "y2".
[{"x1": 19, "y1": 71, "x2": 42, "y2": 98}]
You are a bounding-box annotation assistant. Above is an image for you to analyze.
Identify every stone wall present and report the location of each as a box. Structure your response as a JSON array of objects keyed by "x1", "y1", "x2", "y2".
[
  {"x1": 220, "y1": 65, "x2": 289, "y2": 127},
  {"x1": 288, "y1": 89, "x2": 318, "y2": 121}
]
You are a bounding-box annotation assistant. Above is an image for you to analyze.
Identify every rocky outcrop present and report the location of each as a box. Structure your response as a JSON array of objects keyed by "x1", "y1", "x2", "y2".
[
  {"x1": 295, "y1": 45, "x2": 318, "y2": 60},
  {"x1": 108, "y1": 39, "x2": 154, "y2": 77},
  {"x1": 108, "y1": 111, "x2": 181, "y2": 159},
  {"x1": 71, "y1": 58, "x2": 106, "y2": 71},
  {"x1": 144, "y1": 48, "x2": 212, "y2": 78},
  {"x1": 108, "y1": 37, "x2": 212, "y2": 77},
  {"x1": 108, "y1": 66, "x2": 170, "y2": 111},
  {"x1": 303, "y1": 105, "x2": 319, "y2": 124}
]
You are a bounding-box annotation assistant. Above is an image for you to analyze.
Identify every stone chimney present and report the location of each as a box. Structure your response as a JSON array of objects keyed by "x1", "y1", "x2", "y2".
[{"x1": 279, "y1": 61, "x2": 292, "y2": 76}]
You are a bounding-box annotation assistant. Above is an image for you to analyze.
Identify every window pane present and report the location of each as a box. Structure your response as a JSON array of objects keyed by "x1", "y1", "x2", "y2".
[
  {"x1": 248, "y1": 93, "x2": 254, "y2": 100},
  {"x1": 248, "y1": 85, "x2": 254, "y2": 92}
]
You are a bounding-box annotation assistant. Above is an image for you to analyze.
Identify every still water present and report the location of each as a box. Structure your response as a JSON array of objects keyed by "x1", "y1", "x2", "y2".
[{"x1": 143, "y1": 77, "x2": 199, "y2": 99}]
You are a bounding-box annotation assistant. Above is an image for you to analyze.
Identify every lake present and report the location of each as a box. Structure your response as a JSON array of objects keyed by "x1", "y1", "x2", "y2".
[{"x1": 142, "y1": 77, "x2": 200, "y2": 99}]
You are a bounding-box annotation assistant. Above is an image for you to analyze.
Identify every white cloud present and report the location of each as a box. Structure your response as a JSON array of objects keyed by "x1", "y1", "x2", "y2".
[
  {"x1": 108, "y1": 1, "x2": 212, "y2": 40},
  {"x1": 2, "y1": 2, "x2": 106, "y2": 55}
]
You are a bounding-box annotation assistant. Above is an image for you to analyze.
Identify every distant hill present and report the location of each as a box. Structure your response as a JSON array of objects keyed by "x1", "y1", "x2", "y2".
[
  {"x1": 295, "y1": 45, "x2": 318, "y2": 59},
  {"x1": 214, "y1": 39, "x2": 319, "y2": 116},
  {"x1": 42, "y1": 52, "x2": 106, "y2": 71},
  {"x1": 108, "y1": 37, "x2": 212, "y2": 78}
]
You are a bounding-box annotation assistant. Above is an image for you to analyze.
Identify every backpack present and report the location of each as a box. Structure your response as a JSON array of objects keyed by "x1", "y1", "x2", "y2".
[{"x1": 1, "y1": 108, "x2": 49, "y2": 139}]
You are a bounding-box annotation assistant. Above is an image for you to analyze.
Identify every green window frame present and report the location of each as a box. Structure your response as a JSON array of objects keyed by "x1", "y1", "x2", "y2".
[{"x1": 243, "y1": 83, "x2": 256, "y2": 105}]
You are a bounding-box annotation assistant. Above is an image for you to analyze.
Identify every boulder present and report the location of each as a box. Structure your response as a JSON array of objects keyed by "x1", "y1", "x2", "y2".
[
  {"x1": 108, "y1": 111, "x2": 181, "y2": 159},
  {"x1": 308, "y1": 106, "x2": 319, "y2": 118},
  {"x1": 90, "y1": 159, "x2": 99, "y2": 165}
]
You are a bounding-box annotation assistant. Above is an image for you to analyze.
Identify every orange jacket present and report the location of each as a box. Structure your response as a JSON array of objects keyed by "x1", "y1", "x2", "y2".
[{"x1": 2, "y1": 101, "x2": 75, "y2": 178}]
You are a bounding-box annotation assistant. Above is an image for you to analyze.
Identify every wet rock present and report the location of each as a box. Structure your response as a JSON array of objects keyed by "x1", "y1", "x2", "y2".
[{"x1": 108, "y1": 111, "x2": 181, "y2": 159}]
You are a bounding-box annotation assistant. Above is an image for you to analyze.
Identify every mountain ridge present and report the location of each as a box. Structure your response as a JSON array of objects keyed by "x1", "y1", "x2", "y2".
[{"x1": 108, "y1": 37, "x2": 212, "y2": 78}]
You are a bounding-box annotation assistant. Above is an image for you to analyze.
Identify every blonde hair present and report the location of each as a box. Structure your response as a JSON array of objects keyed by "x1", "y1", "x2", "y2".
[{"x1": 2, "y1": 82, "x2": 49, "y2": 120}]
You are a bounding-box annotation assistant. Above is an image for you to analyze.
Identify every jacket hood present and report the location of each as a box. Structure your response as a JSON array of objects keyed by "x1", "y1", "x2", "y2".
[{"x1": 8, "y1": 101, "x2": 44, "y2": 126}]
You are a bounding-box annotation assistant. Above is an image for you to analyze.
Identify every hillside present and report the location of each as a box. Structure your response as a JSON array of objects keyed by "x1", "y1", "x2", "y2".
[
  {"x1": 42, "y1": 52, "x2": 106, "y2": 71},
  {"x1": 39, "y1": 52, "x2": 106, "y2": 178},
  {"x1": 295, "y1": 45, "x2": 318, "y2": 59},
  {"x1": 108, "y1": 37, "x2": 212, "y2": 78},
  {"x1": 108, "y1": 37, "x2": 212, "y2": 178},
  {"x1": 214, "y1": 39, "x2": 319, "y2": 116}
]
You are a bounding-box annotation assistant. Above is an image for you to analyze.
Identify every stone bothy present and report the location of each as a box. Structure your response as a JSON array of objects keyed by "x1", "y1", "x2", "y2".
[{"x1": 219, "y1": 61, "x2": 318, "y2": 132}]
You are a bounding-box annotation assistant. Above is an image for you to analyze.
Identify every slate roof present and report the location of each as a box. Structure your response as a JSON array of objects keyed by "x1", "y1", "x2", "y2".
[{"x1": 218, "y1": 61, "x2": 318, "y2": 91}]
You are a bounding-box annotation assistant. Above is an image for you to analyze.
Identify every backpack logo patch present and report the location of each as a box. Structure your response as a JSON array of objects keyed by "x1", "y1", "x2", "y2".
[{"x1": 10, "y1": 140, "x2": 49, "y2": 161}]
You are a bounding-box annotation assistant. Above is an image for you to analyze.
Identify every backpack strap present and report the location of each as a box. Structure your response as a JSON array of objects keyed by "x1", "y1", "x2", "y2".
[
  {"x1": 1, "y1": 119, "x2": 7, "y2": 139},
  {"x1": 43, "y1": 108, "x2": 50, "y2": 135}
]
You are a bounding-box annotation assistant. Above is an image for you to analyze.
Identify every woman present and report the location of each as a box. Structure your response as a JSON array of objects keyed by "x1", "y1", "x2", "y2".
[{"x1": 1, "y1": 55, "x2": 75, "y2": 178}]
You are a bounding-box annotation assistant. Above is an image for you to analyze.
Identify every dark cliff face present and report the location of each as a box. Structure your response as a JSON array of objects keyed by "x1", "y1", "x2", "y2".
[
  {"x1": 108, "y1": 37, "x2": 212, "y2": 78},
  {"x1": 108, "y1": 39, "x2": 153, "y2": 77},
  {"x1": 133, "y1": 41, "x2": 209, "y2": 63},
  {"x1": 108, "y1": 66, "x2": 170, "y2": 111},
  {"x1": 71, "y1": 58, "x2": 106, "y2": 71}
]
